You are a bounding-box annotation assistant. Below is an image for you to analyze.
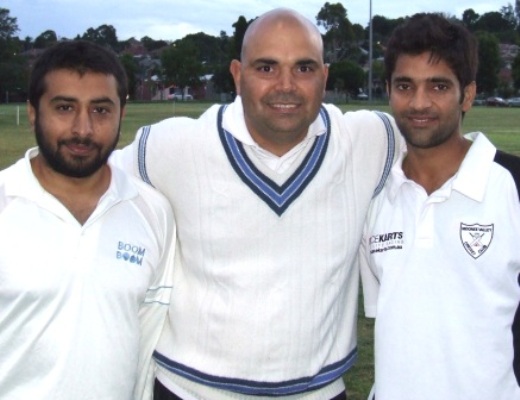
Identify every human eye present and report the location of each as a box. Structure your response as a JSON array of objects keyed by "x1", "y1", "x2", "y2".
[
  {"x1": 55, "y1": 104, "x2": 74, "y2": 112},
  {"x1": 256, "y1": 64, "x2": 274, "y2": 73},
  {"x1": 394, "y1": 82, "x2": 411, "y2": 91},
  {"x1": 434, "y1": 83, "x2": 450, "y2": 91},
  {"x1": 93, "y1": 106, "x2": 110, "y2": 114},
  {"x1": 298, "y1": 64, "x2": 315, "y2": 73}
]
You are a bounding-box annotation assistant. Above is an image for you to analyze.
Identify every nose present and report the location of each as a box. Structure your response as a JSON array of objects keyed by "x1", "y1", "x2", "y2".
[
  {"x1": 72, "y1": 109, "x2": 93, "y2": 137},
  {"x1": 277, "y1": 68, "x2": 296, "y2": 92},
  {"x1": 410, "y1": 87, "x2": 432, "y2": 110}
]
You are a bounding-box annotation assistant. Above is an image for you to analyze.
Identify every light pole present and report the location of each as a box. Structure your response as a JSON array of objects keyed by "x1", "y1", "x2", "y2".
[{"x1": 368, "y1": 0, "x2": 373, "y2": 102}]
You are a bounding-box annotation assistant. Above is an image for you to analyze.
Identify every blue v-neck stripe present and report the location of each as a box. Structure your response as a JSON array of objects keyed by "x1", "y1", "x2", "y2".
[{"x1": 218, "y1": 105, "x2": 330, "y2": 216}]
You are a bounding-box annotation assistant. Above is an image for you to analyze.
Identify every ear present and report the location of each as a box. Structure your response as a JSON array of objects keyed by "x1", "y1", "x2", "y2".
[
  {"x1": 27, "y1": 100, "x2": 36, "y2": 129},
  {"x1": 462, "y1": 81, "x2": 476, "y2": 112},
  {"x1": 229, "y1": 59, "x2": 242, "y2": 96}
]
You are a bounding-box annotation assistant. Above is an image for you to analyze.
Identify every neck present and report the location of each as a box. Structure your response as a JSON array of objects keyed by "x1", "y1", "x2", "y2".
[
  {"x1": 31, "y1": 155, "x2": 111, "y2": 224},
  {"x1": 402, "y1": 136, "x2": 472, "y2": 195}
]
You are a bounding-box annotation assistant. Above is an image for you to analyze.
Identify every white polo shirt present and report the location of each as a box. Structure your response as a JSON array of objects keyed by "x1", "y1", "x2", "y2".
[
  {"x1": 360, "y1": 132, "x2": 520, "y2": 400},
  {"x1": 0, "y1": 148, "x2": 174, "y2": 400}
]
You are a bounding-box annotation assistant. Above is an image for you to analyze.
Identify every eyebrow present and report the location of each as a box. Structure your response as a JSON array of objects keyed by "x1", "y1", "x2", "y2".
[
  {"x1": 251, "y1": 58, "x2": 320, "y2": 66},
  {"x1": 50, "y1": 95, "x2": 116, "y2": 105},
  {"x1": 392, "y1": 76, "x2": 454, "y2": 84}
]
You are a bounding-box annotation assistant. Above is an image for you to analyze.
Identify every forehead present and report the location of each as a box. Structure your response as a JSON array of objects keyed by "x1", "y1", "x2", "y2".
[
  {"x1": 42, "y1": 69, "x2": 119, "y2": 100},
  {"x1": 243, "y1": 17, "x2": 323, "y2": 63},
  {"x1": 392, "y1": 52, "x2": 458, "y2": 82}
]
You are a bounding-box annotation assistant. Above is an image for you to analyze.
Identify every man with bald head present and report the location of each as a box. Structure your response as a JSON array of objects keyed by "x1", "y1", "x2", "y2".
[{"x1": 112, "y1": 7, "x2": 399, "y2": 400}]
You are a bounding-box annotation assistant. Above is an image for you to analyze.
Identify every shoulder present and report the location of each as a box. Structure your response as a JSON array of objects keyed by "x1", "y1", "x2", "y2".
[
  {"x1": 0, "y1": 158, "x2": 31, "y2": 213},
  {"x1": 494, "y1": 150, "x2": 520, "y2": 201},
  {"x1": 144, "y1": 104, "x2": 221, "y2": 136},
  {"x1": 322, "y1": 104, "x2": 396, "y2": 136},
  {"x1": 112, "y1": 166, "x2": 174, "y2": 224},
  {"x1": 134, "y1": 104, "x2": 222, "y2": 156}
]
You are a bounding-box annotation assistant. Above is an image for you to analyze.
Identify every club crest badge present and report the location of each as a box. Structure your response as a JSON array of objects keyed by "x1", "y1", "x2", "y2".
[{"x1": 460, "y1": 223, "x2": 494, "y2": 259}]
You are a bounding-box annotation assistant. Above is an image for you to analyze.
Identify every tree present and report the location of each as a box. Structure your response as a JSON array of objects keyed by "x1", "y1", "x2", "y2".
[
  {"x1": 0, "y1": 8, "x2": 19, "y2": 60},
  {"x1": 0, "y1": 54, "x2": 28, "y2": 102},
  {"x1": 474, "y1": 11, "x2": 515, "y2": 34},
  {"x1": 140, "y1": 36, "x2": 168, "y2": 52},
  {"x1": 475, "y1": 31, "x2": 501, "y2": 94},
  {"x1": 161, "y1": 39, "x2": 203, "y2": 97},
  {"x1": 34, "y1": 29, "x2": 58, "y2": 49},
  {"x1": 181, "y1": 32, "x2": 228, "y2": 73},
  {"x1": 212, "y1": 64, "x2": 235, "y2": 95},
  {"x1": 462, "y1": 9, "x2": 480, "y2": 30},
  {"x1": 327, "y1": 60, "x2": 365, "y2": 97},
  {"x1": 516, "y1": 0, "x2": 520, "y2": 32},
  {"x1": 81, "y1": 24, "x2": 119, "y2": 51},
  {"x1": 0, "y1": 8, "x2": 17, "y2": 40},
  {"x1": 231, "y1": 16, "x2": 251, "y2": 60},
  {"x1": 512, "y1": 52, "x2": 520, "y2": 91},
  {"x1": 316, "y1": 2, "x2": 354, "y2": 63},
  {"x1": 0, "y1": 8, "x2": 26, "y2": 103},
  {"x1": 119, "y1": 53, "x2": 139, "y2": 99},
  {"x1": 371, "y1": 15, "x2": 402, "y2": 42}
]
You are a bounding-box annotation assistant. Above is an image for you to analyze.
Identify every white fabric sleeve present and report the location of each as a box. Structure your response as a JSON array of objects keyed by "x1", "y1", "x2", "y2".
[
  {"x1": 133, "y1": 199, "x2": 176, "y2": 400},
  {"x1": 359, "y1": 223, "x2": 380, "y2": 318},
  {"x1": 110, "y1": 126, "x2": 146, "y2": 178}
]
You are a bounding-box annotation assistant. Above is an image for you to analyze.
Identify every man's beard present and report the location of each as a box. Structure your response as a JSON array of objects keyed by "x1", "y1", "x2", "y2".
[{"x1": 34, "y1": 116, "x2": 120, "y2": 178}]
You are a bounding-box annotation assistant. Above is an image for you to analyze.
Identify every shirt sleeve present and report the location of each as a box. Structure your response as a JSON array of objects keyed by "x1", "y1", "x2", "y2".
[
  {"x1": 110, "y1": 143, "x2": 139, "y2": 178},
  {"x1": 359, "y1": 222, "x2": 380, "y2": 318},
  {"x1": 133, "y1": 198, "x2": 176, "y2": 400}
]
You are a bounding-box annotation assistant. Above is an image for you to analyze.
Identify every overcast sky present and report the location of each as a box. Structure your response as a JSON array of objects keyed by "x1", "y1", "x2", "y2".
[{"x1": 3, "y1": 0, "x2": 511, "y2": 42}]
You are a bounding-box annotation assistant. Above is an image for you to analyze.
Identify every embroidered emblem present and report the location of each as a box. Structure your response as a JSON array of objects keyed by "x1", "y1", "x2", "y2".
[{"x1": 460, "y1": 223, "x2": 494, "y2": 259}]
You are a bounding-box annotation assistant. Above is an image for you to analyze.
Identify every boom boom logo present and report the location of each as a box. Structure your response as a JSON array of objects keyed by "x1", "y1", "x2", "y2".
[{"x1": 116, "y1": 241, "x2": 146, "y2": 265}]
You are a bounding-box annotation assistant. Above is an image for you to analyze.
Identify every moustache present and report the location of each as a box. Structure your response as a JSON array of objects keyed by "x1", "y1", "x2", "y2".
[
  {"x1": 58, "y1": 137, "x2": 99, "y2": 148},
  {"x1": 264, "y1": 93, "x2": 303, "y2": 104}
]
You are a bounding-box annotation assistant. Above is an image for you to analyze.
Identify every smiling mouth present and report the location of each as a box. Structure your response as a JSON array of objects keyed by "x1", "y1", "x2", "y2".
[
  {"x1": 269, "y1": 103, "x2": 300, "y2": 112},
  {"x1": 407, "y1": 115, "x2": 436, "y2": 124}
]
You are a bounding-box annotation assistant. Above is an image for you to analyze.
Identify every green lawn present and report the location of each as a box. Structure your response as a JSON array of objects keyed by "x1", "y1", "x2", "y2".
[
  {"x1": 2, "y1": 101, "x2": 520, "y2": 169},
  {"x1": 1, "y1": 101, "x2": 519, "y2": 399}
]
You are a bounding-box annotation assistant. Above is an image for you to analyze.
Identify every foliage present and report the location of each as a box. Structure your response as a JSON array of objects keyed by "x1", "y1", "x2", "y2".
[
  {"x1": 80, "y1": 24, "x2": 119, "y2": 51},
  {"x1": 327, "y1": 60, "x2": 365, "y2": 96},
  {"x1": 0, "y1": 7, "x2": 18, "y2": 40},
  {"x1": 0, "y1": 8, "x2": 25, "y2": 102},
  {"x1": 34, "y1": 30, "x2": 58, "y2": 49},
  {"x1": 2, "y1": 3, "x2": 520, "y2": 102},
  {"x1": 161, "y1": 39, "x2": 203, "y2": 93},
  {"x1": 513, "y1": 52, "x2": 520, "y2": 90},
  {"x1": 140, "y1": 36, "x2": 168, "y2": 52},
  {"x1": 120, "y1": 53, "x2": 139, "y2": 99},
  {"x1": 231, "y1": 15, "x2": 251, "y2": 60},
  {"x1": 475, "y1": 31, "x2": 501, "y2": 94},
  {"x1": 0, "y1": 7, "x2": 20, "y2": 60},
  {"x1": 181, "y1": 32, "x2": 228, "y2": 74},
  {"x1": 316, "y1": 2, "x2": 354, "y2": 63},
  {"x1": 371, "y1": 15, "x2": 404, "y2": 44}
]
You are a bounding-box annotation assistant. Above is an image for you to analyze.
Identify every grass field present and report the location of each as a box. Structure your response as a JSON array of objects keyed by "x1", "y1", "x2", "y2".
[
  {"x1": 2, "y1": 100, "x2": 520, "y2": 168},
  {"x1": 1, "y1": 101, "x2": 520, "y2": 399}
]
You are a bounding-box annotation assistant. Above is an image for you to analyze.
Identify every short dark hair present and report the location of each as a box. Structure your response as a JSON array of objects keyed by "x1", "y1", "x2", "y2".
[
  {"x1": 384, "y1": 13, "x2": 478, "y2": 91},
  {"x1": 28, "y1": 40, "x2": 128, "y2": 109}
]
